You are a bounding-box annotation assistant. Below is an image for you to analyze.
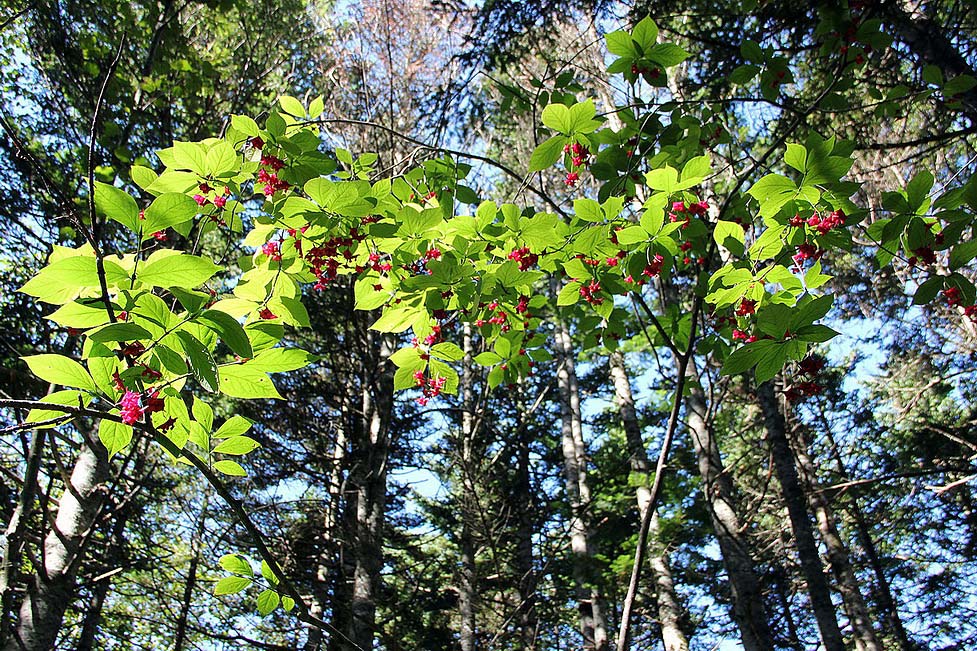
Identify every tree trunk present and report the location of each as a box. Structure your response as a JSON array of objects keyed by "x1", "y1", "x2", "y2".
[
  {"x1": 0, "y1": 425, "x2": 46, "y2": 648},
  {"x1": 512, "y1": 388, "x2": 538, "y2": 651},
  {"x1": 790, "y1": 423, "x2": 882, "y2": 651},
  {"x1": 458, "y1": 324, "x2": 477, "y2": 651},
  {"x1": 553, "y1": 318, "x2": 609, "y2": 651},
  {"x1": 823, "y1": 428, "x2": 915, "y2": 651},
  {"x1": 173, "y1": 492, "x2": 209, "y2": 651},
  {"x1": 608, "y1": 351, "x2": 688, "y2": 651},
  {"x1": 7, "y1": 436, "x2": 109, "y2": 651},
  {"x1": 756, "y1": 381, "x2": 845, "y2": 651},
  {"x1": 882, "y1": 0, "x2": 977, "y2": 125},
  {"x1": 340, "y1": 330, "x2": 393, "y2": 651},
  {"x1": 683, "y1": 369, "x2": 774, "y2": 651}
]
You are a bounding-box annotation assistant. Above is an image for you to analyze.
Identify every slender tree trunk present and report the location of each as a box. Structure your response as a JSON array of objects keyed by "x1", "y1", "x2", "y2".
[
  {"x1": 683, "y1": 369, "x2": 774, "y2": 651},
  {"x1": 75, "y1": 491, "x2": 135, "y2": 651},
  {"x1": 553, "y1": 318, "x2": 609, "y2": 651},
  {"x1": 1, "y1": 425, "x2": 46, "y2": 647},
  {"x1": 823, "y1": 428, "x2": 915, "y2": 651},
  {"x1": 608, "y1": 351, "x2": 688, "y2": 651},
  {"x1": 756, "y1": 381, "x2": 845, "y2": 651},
  {"x1": 307, "y1": 415, "x2": 348, "y2": 651},
  {"x1": 512, "y1": 389, "x2": 538, "y2": 651},
  {"x1": 790, "y1": 423, "x2": 882, "y2": 651},
  {"x1": 6, "y1": 435, "x2": 109, "y2": 651},
  {"x1": 339, "y1": 330, "x2": 393, "y2": 651},
  {"x1": 771, "y1": 560, "x2": 804, "y2": 651},
  {"x1": 173, "y1": 491, "x2": 210, "y2": 651},
  {"x1": 458, "y1": 324, "x2": 477, "y2": 651}
]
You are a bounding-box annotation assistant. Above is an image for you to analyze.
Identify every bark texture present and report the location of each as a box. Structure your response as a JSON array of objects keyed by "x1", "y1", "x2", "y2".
[
  {"x1": 684, "y1": 370, "x2": 774, "y2": 651},
  {"x1": 554, "y1": 319, "x2": 609, "y2": 651},
  {"x1": 608, "y1": 351, "x2": 689, "y2": 651},
  {"x1": 791, "y1": 424, "x2": 882, "y2": 651},
  {"x1": 7, "y1": 438, "x2": 109, "y2": 651},
  {"x1": 757, "y1": 381, "x2": 844, "y2": 651}
]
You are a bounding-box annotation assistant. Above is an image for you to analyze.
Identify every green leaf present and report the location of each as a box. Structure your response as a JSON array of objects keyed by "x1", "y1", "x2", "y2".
[
  {"x1": 213, "y1": 436, "x2": 261, "y2": 455},
  {"x1": 175, "y1": 331, "x2": 219, "y2": 393},
  {"x1": 171, "y1": 141, "x2": 208, "y2": 175},
  {"x1": 257, "y1": 590, "x2": 280, "y2": 616},
  {"x1": 355, "y1": 277, "x2": 390, "y2": 310},
  {"x1": 214, "y1": 415, "x2": 254, "y2": 439},
  {"x1": 741, "y1": 39, "x2": 763, "y2": 63},
  {"x1": 130, "y1": 165, "x2": 157, "y2": 191},
  {"x1": 631, "y1": 16, "x2": 659, "y2": 51},
  {"x1": 474, "y1": 351, "x2": 503, "y2": 366},
  {"x1": 713, "y1": 221, "x2": 746, "y2": 256},
  {"x1": 754, "y1": 342, "x2": 788, "y2": 383},
  {"x1": 647, "y1": 42, "x2": 690, "y2": 67},
  {"x1": 370, "y1": 306, "x2": 424, "y2": 333},
  {"x1": 944, "y1": 74, "x2": 977, "y2": 97},
  {"x1": 206, "y1": 141, "x2": 238, "y2": 176},
  {"x1": 99, "y1": 419, "x2": 133, "y2": 459},
  {"x1": 950, "y1": 240, "x2": 977, "y2": 270},
  {"x1": 47, "y1": 301, "x2": 110, "y2": 328},
  {"x1": 88, "y1": 322, "x2": 152, "y2": 343},
  {"x1": 729, "y1": 64, "x2": 759, "y2": 85},
  {"x1": 214, "y1": 576, "x2": 252, "y2": 596},
  {"x1": 192, "y1": 397, "x2": 214, "y2": 431},
  {"x1": 681, "y1": 155, "x2": 711, "y2": 183},
  {"x1": 213, "y1": 459, "x2": 247, "y2": 476},
  {"x1": 529, "y1": 136, "x2": 566, "y2": 172},
  {"x1": 541, "y1": 103, "x2": 571, "y2": 133},
  {"x1": 721, "y1": 341, "x2": 773, "y2": 376},
  {"x1": 197, "y1": 310, "x2": 253, "y2": 358},
  {"x1": 785, "y1": 144, "x2": 807, "y2": 173},
  {"x1": 567, "y1": 100, "x2": 598, "y2": 133},
  {"x1": 248, "y1": 348, "x2": 316, "y2": 373},
  {"x1": 23, "y1": 354, "x2": 95, "y2": 391},
  {"x1": 748, "y1": 174, "x2": 817, "y2": 219},
  {"x1": 20, "y1": 256, "x2": 128, "y2": 303},
  {"x1": 142, "y1": 193, "x2": 198, "y2": 237},
  {"x1": 558, "y1": 281, "x2": 582, "y2": 306},
  {"x1": 219, "y1": 554, "x2": 254, "y2": 576},
  {"x1": 913, "y1": 275, "x2": 944, "y2": 305},
  {"x1": 281, "y1": 595, "x2": 295, "y2": 612},
  {"x1": 574, "y1": 198, "x2": 603, "y2": 222},
  {"x1": 616, "y1": 226, "x2": 648, "y2": 245},
  {"x1": 218, "y1": 365, "x2": 281, "y2": 399},
  {"x1": 261, "y1": 560, "x2": 280, "y2": 585},
  {"x1": 94, "y1": 182, "x2": 139, "y2": 233},
  {"x1": 645, "y1": 166, "x2": 678, "y2": 193},
  {"x1": 140, "y1": 255, "x2": 220, "y2": 289},
  {"x1": 278, "y1": 95, "x2": 306, "y2": 117},
  {"x1": 606, "y1": 30, "x2": 635, "y2": 57},
  {"x1": 794, "y1": 324, "x2": 840, "y2": 343},
  {"x1": 431, "y1": 342, "x2": 464, "y2": 361}
]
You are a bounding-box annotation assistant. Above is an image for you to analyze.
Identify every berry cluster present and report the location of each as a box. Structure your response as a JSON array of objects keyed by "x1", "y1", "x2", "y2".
[
  {"x1": 508, "y1": 246, "x2": 538, "y2": 270},
  {"x1": 251, "y1": 139, "x2": 290, "y2": 197},
  {"x1": 193, "y1": 182, "x2": 231, "y2": 210},
  {"x1": 563, "y1": 142, "x2": 590, "y2": 187},
  {"x1": 475, "y1": 300, "x2": 510, "y2": 331},
  {"x1": 670, "y1": 200, "x2": 708, "y2": 228},
  {"x1": 118, "y1": 389, "x2": 164, "y2": 425},
  {"x1": 262, "y1": 241, "x2": 282, "y2": 261},
  {"x1": 299, "y1": 224, "x2": 369, "y2": 289},
  {"x1": 578, "y1": 279, "x2": 603, "y2": 305},
  {"x1": 413, "y1": 371, "x2": 447, "y2": 406},
  {"x1": 785, "y1": 355, "x2": 827, "y2": 401},
  {"x1": 735, "y1": 299, "x2": 757, "y2": 316}
]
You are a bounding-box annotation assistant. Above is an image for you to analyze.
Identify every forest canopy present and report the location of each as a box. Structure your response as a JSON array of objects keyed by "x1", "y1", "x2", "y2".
[{"x1": 1, "y1": 1, "x2": 977, "y2": 650}]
